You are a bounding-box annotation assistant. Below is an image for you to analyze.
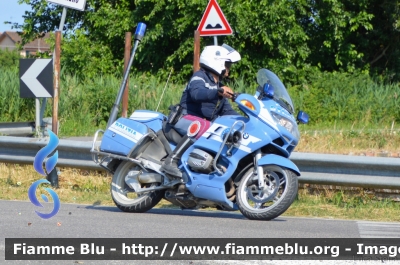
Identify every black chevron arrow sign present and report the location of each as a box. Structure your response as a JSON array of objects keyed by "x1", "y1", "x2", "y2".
[{"x1": 19, "y1": 59, "x2": 53, "y2": 98}]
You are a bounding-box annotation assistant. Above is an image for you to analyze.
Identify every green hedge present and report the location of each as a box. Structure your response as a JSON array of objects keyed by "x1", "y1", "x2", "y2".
[
  {"x1": 289, "y1": 71, "x2": 400, "y2": 125},
  {"x1": 1, "y1": 66, "x2": 399, "y2": 136}
]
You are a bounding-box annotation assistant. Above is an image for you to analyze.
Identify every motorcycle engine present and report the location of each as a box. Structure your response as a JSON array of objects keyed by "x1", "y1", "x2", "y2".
[{"x1": 188, "y1": 149, "x2": 214, "y2": 174}]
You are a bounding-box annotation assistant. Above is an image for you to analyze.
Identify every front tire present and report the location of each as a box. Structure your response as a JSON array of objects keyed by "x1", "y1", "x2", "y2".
[
  {"x1": 237, "y1": 165, "x2": 298, "y2": 220},
  {"x1": 111, "y1": 161, "x2": 164, "y2": 213}
]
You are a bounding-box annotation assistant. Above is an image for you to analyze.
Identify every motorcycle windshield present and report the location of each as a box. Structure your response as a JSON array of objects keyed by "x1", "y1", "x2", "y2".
[{"x1": 257, "y1": 69, "x2": 294, "y2": 114}]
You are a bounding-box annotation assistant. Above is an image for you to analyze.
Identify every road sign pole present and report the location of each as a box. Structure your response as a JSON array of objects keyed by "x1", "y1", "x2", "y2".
[
  {"x1": 194, "y1": 30, "x2": 200, "y2": 73},
  {"x1": 34, "y1": 7, "x2": 67, "y2": 138},
  {"x1": 50, "y1": 8, "x2": 66, "y2": 135},
  {"x1": 45, "y1": 1, "x2": 85, "y2": 187},
  {"x1": 47, "y1": 7, "x2": 66, "y2": 188},
  {"x1": 52, "y1": 31, "x2": 61, "y2": 135},
  {"x1": 59, "y1": 7, "x2": 67, "y2": 31},
  {"x1": 40, "y1": 98, "x2": 46, "y2": 128},
  {"x1": 214, "y1": 36, "x2": 218, "y2": 46},
  {"x1": 47, "y1": 31, "x2": 61, "y2": 188},
  {"x1": 35, "y1": 99, "x2": 41, "y2": 137}
]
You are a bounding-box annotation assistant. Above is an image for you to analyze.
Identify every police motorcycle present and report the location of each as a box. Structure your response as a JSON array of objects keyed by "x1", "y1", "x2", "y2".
[{"x1": 90, "y1": 23, "x2": 309, "y2": 220}]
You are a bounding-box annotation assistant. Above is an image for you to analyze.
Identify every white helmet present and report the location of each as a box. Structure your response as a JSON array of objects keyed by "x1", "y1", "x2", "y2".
[{"x1": 199, "y1": 44, "x2": 241, "y2": 75}]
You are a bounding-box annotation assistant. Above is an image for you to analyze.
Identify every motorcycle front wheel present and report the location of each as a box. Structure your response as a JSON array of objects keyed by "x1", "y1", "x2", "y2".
[
  {"x1": 237, "y1": 165, "x2": 298, "y2": 220},
  {"x1": 111, "y1": 161, "x2": 164, "y2": 213}
]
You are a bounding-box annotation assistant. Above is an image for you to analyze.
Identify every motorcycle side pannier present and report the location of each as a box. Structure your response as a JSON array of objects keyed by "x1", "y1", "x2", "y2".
[{"x1": 100, "y1": 118, "x2": 153, "y2": 156}]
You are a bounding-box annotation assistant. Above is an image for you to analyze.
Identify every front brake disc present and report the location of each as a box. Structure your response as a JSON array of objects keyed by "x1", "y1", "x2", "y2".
[{"x1": 246, "y1": 171, "x2": 280, "y2": 204}]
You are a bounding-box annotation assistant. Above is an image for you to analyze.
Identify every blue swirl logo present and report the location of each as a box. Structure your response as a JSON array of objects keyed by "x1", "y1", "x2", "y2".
[
  {"x1": 28, "y1": 179, "x2": 60, "y2": 219},
  {"x1": 29, "y1": 129, "x2": 60, "y2": 219},
  {"x1": 33, "y1": 129, "x2": 59, "y2": 176}
]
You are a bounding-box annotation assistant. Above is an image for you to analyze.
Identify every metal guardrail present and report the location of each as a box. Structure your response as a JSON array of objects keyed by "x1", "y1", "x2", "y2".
[
  {"x1": 0, "y1": 122, "x2": 35, "y2": 137},
  {"x1": 0, "y1": 119, "x2": 53, "y2": 137},
  {"x1": 0, "y1": 136, "x2": 100, "y2": 170},
  {"x1": 290, "y1": 152, "x2": 400, "y2": 189},
  {"x1": 1, "y1": 136, "x2": 400, "y2": 189}
]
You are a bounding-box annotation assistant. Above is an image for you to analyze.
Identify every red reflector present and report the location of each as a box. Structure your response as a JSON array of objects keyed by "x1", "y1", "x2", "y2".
[
  {"x1": 187, "y1": 121, "x2": 201, "y2": 137},
  {"x1": 189, "y1": 124, "x2": 198, "y2": 134}
]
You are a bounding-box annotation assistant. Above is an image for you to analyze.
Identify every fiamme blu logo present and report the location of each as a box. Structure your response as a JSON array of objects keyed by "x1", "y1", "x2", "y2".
[{"x1": 28, "y1": 129, "x2": 60, "y2": 219}]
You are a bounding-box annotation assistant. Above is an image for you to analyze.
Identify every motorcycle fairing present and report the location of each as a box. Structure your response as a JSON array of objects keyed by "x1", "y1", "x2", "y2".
[
  {"x1": 237, "y1": 93, "x2": 299, "y2": 156},
  {"x1": 258, "y1": 154, "x2": 300, "y2": 176},
  {"x1": 179, "y1": 92, "x2": 301, "y2": 209}
]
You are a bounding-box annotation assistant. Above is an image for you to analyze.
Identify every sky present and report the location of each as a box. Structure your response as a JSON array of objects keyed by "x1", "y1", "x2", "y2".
[{"x1": 0, "y1": 0, "x2": 31, "y2": 33}]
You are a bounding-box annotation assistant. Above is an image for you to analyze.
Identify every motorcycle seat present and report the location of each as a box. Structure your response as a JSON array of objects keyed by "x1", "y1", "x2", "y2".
[{"x1": 162, "y1": 121, "x2": 183, "y2": 145}]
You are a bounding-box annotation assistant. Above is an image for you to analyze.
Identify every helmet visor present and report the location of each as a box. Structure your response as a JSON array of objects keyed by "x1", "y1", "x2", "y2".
[
  {"x1": 222, "y1": 44, "x2": 235, "y2": 53},
  {"x1": 225, "y1": 61, "x2": 232, "y2": 69}
]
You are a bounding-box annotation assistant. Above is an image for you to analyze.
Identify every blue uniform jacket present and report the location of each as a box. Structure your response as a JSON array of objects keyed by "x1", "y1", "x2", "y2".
[{"x1": 179, "y1": 68, "x2": 239, "y2": 121}]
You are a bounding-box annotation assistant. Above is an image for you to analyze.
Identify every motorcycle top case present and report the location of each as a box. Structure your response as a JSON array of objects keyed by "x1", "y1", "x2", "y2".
[{"x1": 100, "y1": 118, "x2": 150, "y2": 156}]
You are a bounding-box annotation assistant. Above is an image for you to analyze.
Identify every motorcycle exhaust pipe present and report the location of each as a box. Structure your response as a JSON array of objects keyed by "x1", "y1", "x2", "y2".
[
  {"x1": 138, "y1": 173, "x2": 163, "y2": 184},
  {"x1": 106, "y1": 23, "x2": 147, "y2": 129}
]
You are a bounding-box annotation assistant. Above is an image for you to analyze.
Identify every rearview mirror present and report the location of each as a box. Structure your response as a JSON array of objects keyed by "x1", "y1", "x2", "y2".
[{"x1": 297, "y1": 111, "x2": 309, "y2": 124}]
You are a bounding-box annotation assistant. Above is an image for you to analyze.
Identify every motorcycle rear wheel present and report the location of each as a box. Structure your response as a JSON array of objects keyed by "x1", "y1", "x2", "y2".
[
  {"x1": 111, "y1": 161, "x2": 164, "y2": 213},
  {"x1": 237, "y1": 165, "x2": 298, "y2": 220}
]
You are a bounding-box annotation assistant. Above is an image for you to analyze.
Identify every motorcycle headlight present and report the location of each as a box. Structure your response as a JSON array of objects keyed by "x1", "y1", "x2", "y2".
[{"x1": 271, "y1": 112, "x2": 300, "y2": 139}]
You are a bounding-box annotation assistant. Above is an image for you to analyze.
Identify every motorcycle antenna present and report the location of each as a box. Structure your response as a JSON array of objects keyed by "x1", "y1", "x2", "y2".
[
  {"x1": 106, "y1": 23, "x2": 146, "y2": 129},
  {"x1": 156, "y1": 68, "x2": 173, "y2": 112}
]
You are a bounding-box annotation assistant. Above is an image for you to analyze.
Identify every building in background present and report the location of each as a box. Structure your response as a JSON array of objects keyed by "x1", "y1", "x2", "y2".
[{"x1": 0, "y1": 31, "x2": 51, "y2": 56}]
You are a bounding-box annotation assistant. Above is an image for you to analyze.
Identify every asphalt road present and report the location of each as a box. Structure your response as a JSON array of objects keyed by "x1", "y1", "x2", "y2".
[
  {"x1": 1, "y1": 200, "x2": 400, "y2": 265},
  {"x1": 0, "y1": 200, "x2": 361, "y2": 238}
]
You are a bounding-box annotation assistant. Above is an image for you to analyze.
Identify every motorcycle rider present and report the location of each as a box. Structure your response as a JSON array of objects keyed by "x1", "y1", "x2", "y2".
[{"x1": 160, "y1": 44, "x2": 241, "y2": 178}]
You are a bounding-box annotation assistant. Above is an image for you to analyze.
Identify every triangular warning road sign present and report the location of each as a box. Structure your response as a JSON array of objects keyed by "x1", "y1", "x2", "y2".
[{"x1": 197, "y1": 0, "x2": 233, "y2": 36}]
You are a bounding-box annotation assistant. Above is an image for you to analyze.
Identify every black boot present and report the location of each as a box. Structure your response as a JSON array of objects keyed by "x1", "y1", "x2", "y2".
[{"x1": 160, "y1": 135, "x2": 193, "y2": 178}]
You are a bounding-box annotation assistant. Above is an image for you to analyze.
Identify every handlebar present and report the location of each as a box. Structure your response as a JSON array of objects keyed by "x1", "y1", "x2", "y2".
[{"x1": 218, "y1": 88, "x2": 240, "y2": 101}]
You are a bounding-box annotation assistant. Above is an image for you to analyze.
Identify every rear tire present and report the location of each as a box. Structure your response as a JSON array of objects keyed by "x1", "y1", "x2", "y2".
[
  {"x1": 237, "y1": 165, "x2": 298, "y2": 220},
  {"x1": 111, "y1": 161, "x2": 164, "y2": 213}
]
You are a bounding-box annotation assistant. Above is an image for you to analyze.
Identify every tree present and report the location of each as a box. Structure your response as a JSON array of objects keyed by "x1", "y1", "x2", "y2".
[
  {"x1": 11, "y1": 0, "x2": 400, "y2": 83},
  {"x1": 0, "y1": 49, "x2": 20, "y2": 69},
  {"x1": 300, "y1": 0, "x2": 400, "y2": 81}
]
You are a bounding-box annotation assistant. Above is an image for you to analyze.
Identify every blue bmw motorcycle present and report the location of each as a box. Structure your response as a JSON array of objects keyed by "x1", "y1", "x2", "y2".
[{"x1": 91, "y1": 68, "x2": 309, "y2": 220}]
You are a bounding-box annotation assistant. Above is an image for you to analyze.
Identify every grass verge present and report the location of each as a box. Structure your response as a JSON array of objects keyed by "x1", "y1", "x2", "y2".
[
  {"x1": 287, "y1": 188, "x2": 400, "y2": 222},
  {"x1": 296, "y1": 123, "x2": 400, "y2": 156},
  {"x1": 1, "y1": 163, "x2": 399, "y2": 222}
]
